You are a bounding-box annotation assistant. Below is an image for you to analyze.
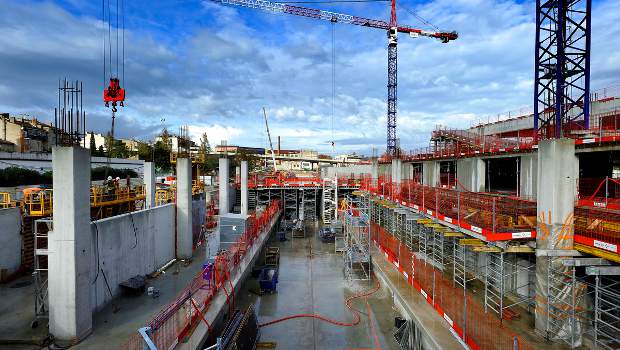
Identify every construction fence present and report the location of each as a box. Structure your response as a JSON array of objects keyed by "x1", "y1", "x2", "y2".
[
  {"x1": 363, "y1": 177, "x2": 537, "y2": 241},
  {"x1": 120, "y1": 200, "x2": 281, "y2": 350},
  {"x1": 371, "y1": 220, "x2": 535, "y2": 350}
]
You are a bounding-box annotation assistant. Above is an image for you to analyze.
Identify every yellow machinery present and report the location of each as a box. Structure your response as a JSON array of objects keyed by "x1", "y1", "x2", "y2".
[
  {"x1": 23, "y1": 188, "x2": 53, "y2": 217},
  {"x1": 90, "y1": 184, "x2": 146, "y2": 219},
  {"x1": 155, "y1": 188, "x2": 175, "y2": 206},
  {"x1": 0, "y1": 192, "x2": 15, "y2": 209}
]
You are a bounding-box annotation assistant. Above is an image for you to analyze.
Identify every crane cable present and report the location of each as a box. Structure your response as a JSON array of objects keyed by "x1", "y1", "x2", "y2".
[
  {"x1": 100, "y1": 0, "x2": 126, "y2": 186},
  {"x1": 330, "y1": 20, "x2": 336, "y2": 155}
]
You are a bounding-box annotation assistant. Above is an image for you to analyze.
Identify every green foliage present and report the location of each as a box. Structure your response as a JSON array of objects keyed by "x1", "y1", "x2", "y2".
[
  {"x1": 137, "y1": 141, "x2": 154, "y2": 162},
  {"x1": 89, "y1": 132, "x2": 97, "y2": 155},
  {"x1": 233, "y1": 149, "x2": 260, "y2": 172},
  {"x1": 91, "y1": 166, "x2": 138, "y2": 181},
  {"x1": 153, "y1": 140, "x2": 171, "y2": 173},
  {"x1": 0, "y1": 167, "x2": 52, "y2": 186},
  {"x1": 198, "y1": 132, "x2": 217, "y2": 173}
]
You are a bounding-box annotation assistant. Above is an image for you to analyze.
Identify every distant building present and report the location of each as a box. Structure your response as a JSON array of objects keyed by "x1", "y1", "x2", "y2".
[
  {"x1": 214, "y1": 145, "x2": 265, "y2": 155},
  {"x1": 266, "y1": 149, "x2": 319, "y2": 171},
  {"x1": 1, "y1": 113, "x2": 57, "y2": 153},
  {"x1": 85, "y1": 132, "x2": 108, "y2": 151}
]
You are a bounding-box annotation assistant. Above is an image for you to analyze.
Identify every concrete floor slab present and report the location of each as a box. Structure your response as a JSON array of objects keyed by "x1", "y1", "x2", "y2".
[{"x1": 234, "y1": 227, "x2": 401, "y2": 350}]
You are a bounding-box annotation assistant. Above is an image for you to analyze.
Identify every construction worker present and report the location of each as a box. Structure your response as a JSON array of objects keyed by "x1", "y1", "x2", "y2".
[{"x1": 105, "y1": 176, "x2": 115, "y2": 200}]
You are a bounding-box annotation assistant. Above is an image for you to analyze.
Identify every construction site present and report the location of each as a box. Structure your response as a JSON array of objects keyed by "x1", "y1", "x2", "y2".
[{"x1": 0, "y1": 0, "x2": 619, "y2": 349}]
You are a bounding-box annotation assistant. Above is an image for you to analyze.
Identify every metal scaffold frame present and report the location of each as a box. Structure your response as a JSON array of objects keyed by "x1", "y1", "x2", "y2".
[
  {"x1": 591, "y1": 272, "x2": 620, "y2": 350},
  {"x1": 284, "y1": 189, "x2": 298, "y2": 221},
  {"x1": 546, "y1": 257, "x2": 595, "y2": 348},
  {"x1": 343, "y1": 193, "x2": 371, "y2": 281},
  {"x1": 322, "y1": 178, "x2": 337, "y2": 224},
  {"x1": 483, "y1": 252, "x2": 535, "y2": 321},
  {"x1": 248, "y1": 189, "x2": 257, "y2": 210},
  {"x1": 300, "y1": 188, "x2": 317, "y2": 221},
  {"x1": 33, "y1": 218, "x2": 53, "y2": 328}
]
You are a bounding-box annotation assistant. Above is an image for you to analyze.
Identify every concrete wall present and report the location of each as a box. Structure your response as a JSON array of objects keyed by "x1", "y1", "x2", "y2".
[
  {"x1": 0, "y1": 207, "x2": 21, "y2": 276},
  {"x1": 456, "y1": 158, "x2": 485, "y2": 192},
  {"x1": 0, "y1": 151, "x2": 143, "y2": 173},
  {"x1": 520, "y1": 154, "x2": 538, "y2": 199},
  {"x1": 192, "y1": 195, "x2": 206, "y2": 244},
  {"x1": 422, "y1": 161, "x2": 439, "y2": 187},
  {"x1": 321, "y1": 164, "x2": 371, "y2": 178},
  {"x1": 89, "y1": 204, "x2": 175, "y2": 312}
]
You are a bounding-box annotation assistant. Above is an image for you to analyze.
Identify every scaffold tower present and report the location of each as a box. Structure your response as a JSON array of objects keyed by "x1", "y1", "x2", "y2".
[
  {"x1": 322, "y1": 178, "x2": 337, "y2": 224},
  {"x1": 344, "y1": 193, "x2": 371, "y2": 280}
]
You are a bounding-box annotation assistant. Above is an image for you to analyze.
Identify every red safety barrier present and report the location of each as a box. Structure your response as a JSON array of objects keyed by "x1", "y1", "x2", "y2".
[
  {"x1": 120, "y1": 201, "x2": 282, "y2": 350},
  {"x1": 371, "y1": 224, "x2": 536, "y2": 350},
  {"x1": 370, "y1": 181, "x2": 537, "y2": 241}
]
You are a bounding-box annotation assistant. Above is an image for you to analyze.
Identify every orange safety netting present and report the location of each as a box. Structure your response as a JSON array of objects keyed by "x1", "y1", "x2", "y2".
[{"x1": 372, "y1": 223, "x2": 535, "y2": 350}]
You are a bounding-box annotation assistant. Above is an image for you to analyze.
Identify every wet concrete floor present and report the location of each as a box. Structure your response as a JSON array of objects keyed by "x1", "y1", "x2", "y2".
[{"x1": 234, "y1": 224, "x2": 401, "y2": 350}]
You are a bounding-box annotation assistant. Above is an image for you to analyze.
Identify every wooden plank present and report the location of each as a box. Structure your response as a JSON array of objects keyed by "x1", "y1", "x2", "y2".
[{"x1": 459, "y1": 238, "x2": 484, "y2": 246}]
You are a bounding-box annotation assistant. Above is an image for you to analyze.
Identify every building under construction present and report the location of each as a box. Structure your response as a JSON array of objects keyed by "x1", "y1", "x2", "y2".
[{"x1": 1, "y1": 0, "x2": 619, "y2": 349}]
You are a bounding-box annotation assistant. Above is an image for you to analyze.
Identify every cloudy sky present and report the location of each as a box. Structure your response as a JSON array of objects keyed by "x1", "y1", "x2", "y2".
[{"x1": 0, "y1": 0, "x2": 618, "y2": 154}]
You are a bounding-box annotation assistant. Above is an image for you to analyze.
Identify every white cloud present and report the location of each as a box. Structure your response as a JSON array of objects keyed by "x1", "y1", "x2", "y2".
[
  {"x1": 188, "y1": 124, "x2": 244, "y2": 146},
  {"x1": 0, "y1": 0, "x2": 617, "y2": 155}
]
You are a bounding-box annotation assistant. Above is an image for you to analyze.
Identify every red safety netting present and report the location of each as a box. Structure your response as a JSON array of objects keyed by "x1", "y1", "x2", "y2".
[
  {"x1": 372, "y1": 181, "x2": 536, "y2": 241},
  {"x1": 120, "y1": 201, "x2": 282, "y2": 350}
]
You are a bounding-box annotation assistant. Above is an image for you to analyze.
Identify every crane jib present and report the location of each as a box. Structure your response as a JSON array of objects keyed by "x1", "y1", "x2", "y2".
[{"x1": 217, "y1": 0, "x2": 457, "y2": 41}]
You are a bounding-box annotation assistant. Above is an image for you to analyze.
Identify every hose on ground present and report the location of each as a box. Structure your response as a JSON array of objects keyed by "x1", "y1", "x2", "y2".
[{"x1": 258, "y1": 275, "x2": 381, "y2": 328}]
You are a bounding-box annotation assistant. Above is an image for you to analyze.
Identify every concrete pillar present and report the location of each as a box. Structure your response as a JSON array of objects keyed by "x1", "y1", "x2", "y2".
[
  {"x1": 48, "y1": 146, "x2": 92, "y2": 342},
  {"x1": 391, "y1": 158, "x2": 402, "y2": 184},
  {"x1": 422, "y1": 161, "x2": 439, "y2": 187},
  {"x1": 456, "y1": 158, "x2": 485, "y2": 192},
  {"x1": 219, "y1": 157, "x2": 229, "y2": 215},
  {"x1": 240, "y1": 160, "x2": 248, "y2": 216},
  {"x1": 371, "y1": 159, "x2": 378, "y2": 187},
  {"x1": 401, "y1": 162, "x2": 412, "y2": 181},
  {"x1": 144, "y1": 162, "x2": 155, "y2": 208},
  {"x1": 534, "y1": 139, "x2": 578, "y2": 334},
  {"x1": 176, "y1": 157, "x2": 193, "y2": 259},
  {"x1": 520, "y1": 154, "x2": 538, "y2": 199}
]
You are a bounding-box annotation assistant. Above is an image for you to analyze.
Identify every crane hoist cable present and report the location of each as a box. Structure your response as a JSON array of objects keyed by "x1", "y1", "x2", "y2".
[{"x1": 330, "y1": 20, "x2": 336, "y2": 155}]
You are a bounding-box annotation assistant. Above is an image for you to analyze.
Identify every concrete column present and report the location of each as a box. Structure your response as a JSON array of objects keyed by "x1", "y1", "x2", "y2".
[
  {"x1": 49, "y1": 146, "x2": 92, "y2": 342},
  {"x1": 401, "y1": 162, "x2": 412, "y2": 181},
  {"x1": 144, "y1": 162, "x2": 155, "y2": 208},
  {"x1": 219, "y1": 157, "x2": 229, "y2": 215},
  {"x1": 520, "y1": 154, "x2": 538, "y2": 199},
  {"x1": 176, "y1": 157, "x2": 193, "y2": 259},
  {"x1": 534, "y1": 139, "x2": 578, "y2": 334},
  {"x1": 422, "y1": 161, "x2": 439, "y2": 187},
  {"x1": 456, "y1": 158, "x2": 485, "y2": 192},
  {"x1": 371, "y1": 159, "x2": 378, "y2": 187},
  {"x1": 240, "y1": 160, "x2": 248, "y2": 216},
  {"x1": 391, "y1": 158, "x2": 402, "y2": 184}
]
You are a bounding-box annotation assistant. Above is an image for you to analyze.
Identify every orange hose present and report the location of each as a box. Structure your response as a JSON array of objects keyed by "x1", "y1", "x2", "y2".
[{"x1": 258, "y1": 277, "x2": 381, "y2": 328}]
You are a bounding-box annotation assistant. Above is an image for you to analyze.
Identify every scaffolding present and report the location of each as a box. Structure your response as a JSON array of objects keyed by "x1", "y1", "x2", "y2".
[
  {"x1": 343, "y1": 193, "x2": 371, "y2": 280},
  {"x1": 546, "y1": 257, "x2": 595, "y2": 348},
  {"x1": 300, "y1": 188, "x2": 317, "y2": 221},
  {"x1": 32, "y1": 218, "x2": 52, "y2": 328},
  {"x1": 322, "y1": 178, "x2": 337, "y2": 224},
  {"x1": 590, "y1": 269, "x2": 620, "y2": 350},
  {"x1": 483, "y1": 252, "x2": 535, "y2": 321},
  {"x1": 283, "y1": 189, "x2": 298, "y2": 221}
]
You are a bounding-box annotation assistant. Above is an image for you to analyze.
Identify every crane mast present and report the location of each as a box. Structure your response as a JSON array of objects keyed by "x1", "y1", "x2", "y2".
[{"x1": 213, "y1": 0, "x2": 457, "y2": 156}]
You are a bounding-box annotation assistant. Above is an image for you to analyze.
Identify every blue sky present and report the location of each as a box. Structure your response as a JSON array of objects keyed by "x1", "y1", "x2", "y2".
[{"x1": 0, "y1": 0, "x2": 618, "y2": 154}]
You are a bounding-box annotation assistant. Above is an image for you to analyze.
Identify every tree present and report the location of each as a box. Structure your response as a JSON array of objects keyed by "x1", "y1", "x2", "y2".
[
  {"x1": 97, "y1": 145, "x2": 105, "y2": 156},
  {"x1": 89, "y1": 132, "x2": 96, "y2": 155},
  {"x1": 234, "y1": 149, "x2": 260, "y2": 172},
  {"x1": 137, "y1": 141, "x2": 153, "y2": 162},
  {"x1": 197, "y1": 132, "x2": 216, "y2": 172},
  {"x1": 160, "y1": 128, "x2": 172, "y2": 151},
  {"x1": 153, "y1": 140, "x2": 171, "y2": 173}
]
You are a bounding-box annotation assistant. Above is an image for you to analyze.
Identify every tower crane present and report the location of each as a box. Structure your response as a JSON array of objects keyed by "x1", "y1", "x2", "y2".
[{"x1": 211, "y1": 0, "x2": 457, "y2": 156}]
